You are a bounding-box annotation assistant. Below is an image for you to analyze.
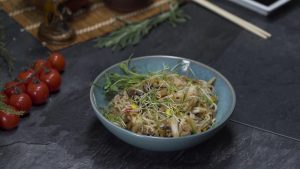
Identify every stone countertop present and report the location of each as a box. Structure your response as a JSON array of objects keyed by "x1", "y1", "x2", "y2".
[{"x1": 0, "y1": 1, "x2": 300, "y2": 169}]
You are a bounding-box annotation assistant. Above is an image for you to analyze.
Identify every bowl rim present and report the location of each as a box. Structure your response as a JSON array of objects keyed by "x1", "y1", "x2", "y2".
[{"x1": 90, "y1": 55, "x2": 236, "y2": 140}]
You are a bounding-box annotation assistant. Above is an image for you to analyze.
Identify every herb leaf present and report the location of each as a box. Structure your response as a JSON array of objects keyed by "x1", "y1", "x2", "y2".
[
  {"x1": 0, "y1": 17, "x2": 14, "y2": 76},
  {"x1": 102, "y1": 58, "x2": 148, "y2": 95},
  {"x1": 0, "y1": 95, "x2": 24, "y2": 115},
  {"x1": 95, "y1": 2, "x2": 189, "y2": 51}
]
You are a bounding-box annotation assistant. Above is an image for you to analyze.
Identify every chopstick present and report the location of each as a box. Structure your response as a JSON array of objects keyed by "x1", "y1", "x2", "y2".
[{"x1": 192, "y1": 0, "x2": 271, "y2": 39}]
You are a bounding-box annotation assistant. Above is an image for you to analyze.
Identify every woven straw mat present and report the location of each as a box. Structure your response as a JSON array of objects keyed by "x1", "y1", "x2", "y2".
[{"x1": 0, "y1": 0, "x2": 173, "y2": 51}]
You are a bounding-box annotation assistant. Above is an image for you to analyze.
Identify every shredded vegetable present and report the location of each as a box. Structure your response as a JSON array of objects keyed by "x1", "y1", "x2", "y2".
[{"x1": 101, "y1": 60, "x2": 218, "y2": 137}]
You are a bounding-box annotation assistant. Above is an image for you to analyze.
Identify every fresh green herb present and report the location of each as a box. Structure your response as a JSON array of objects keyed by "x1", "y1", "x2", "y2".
[
  {"x1": 95, "y1": 2, "x2": 189, "y2": 51},
  {"x1": 104, "y1": 113, "x2": 123, "y2": 125},
  {"x1": 98, "y1": 56, "x2": 218, "y2": 137},
  {"x1": 0, "y1": 18, "x2": 14, "y2": 75},
  {"x1": 103, "y1": 58, "x2": 148, "y2": 95},
  {"x1": 100, "y1": 105, "x2": 125, "y2": 127},
  {"x1": 0, "y1": 95, "x2": 23, "y2": 115},
  {"x1": 101, "y1": 56, "x2": 196, "y2": 96},
  {"x1": 211, "y1": 95, "x2": 218, "y2": 103}
]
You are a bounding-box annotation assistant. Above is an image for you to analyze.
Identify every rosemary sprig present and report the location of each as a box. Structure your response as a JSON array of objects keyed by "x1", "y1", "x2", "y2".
[
  {"x1": 0, "y1": 17, "x2": 14, "y2": 75},
  {"x1": 95, "y1": 2, "x2": 189, "y2": 51}
]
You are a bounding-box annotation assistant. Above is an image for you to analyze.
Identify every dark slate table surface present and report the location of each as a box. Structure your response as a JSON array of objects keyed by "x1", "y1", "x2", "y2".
[{"x1": 1, "y1": 0, "x2": 300, "y2": 169}]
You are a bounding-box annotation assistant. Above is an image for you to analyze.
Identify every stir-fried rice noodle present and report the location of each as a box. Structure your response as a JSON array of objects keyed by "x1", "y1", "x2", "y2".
[{"x1": 105, "y1": 73, "x2": 218, "y2": 137}]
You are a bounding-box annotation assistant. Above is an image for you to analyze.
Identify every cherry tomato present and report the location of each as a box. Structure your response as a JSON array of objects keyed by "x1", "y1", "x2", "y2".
[
  {"x1": 39, "y1": 68, "x2": 62, "y2": 92},
  {"x1": 9, "y1": 93, "x2": 32, "y2": 113},
  {"x1": 33, "y1": 59, "x2": 52, "y2": 74},
  {"x1": 1, "y1": 92, "x2": 9, "y2": 105},
  {"x1": 0, "y1": 111, "x2": 20, "y2": 130},
  {"x1": 4, "y1": 81, "x2": 26, "y2": 97},
  {"x1": 17, "y1": 68, "x2": 36, "y2": 85},
  {"x1": 48, "y1": 52, "x2": 65, "y2": 73},
  {"x1": 27, "y1": 79, "x2": 49, "y2": 105}
]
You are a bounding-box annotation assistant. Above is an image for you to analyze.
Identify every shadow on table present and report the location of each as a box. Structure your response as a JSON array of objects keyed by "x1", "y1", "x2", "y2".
[
  {"x1": 88, "y1": 119, "x2": 234, "y2": 168},
  {"x1": 267, "y1": 0, "x2": 300, "y2": 21}
]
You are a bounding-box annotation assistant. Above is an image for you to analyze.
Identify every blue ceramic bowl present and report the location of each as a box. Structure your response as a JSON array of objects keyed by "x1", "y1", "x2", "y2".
[{"x1": 90, "y1": 56, "x2": 236, "y2": 151}]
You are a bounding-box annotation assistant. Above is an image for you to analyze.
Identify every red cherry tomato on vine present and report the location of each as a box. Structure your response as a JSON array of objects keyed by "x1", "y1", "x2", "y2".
[
  {"x1": 17, "y1": 68, "x2": 36, "y2": 85},
  {"x1": 39, "y1": 68, "x2": 62, "y2": 92},
  {"x1": 1, "y1": 92, "x2": 9, "y2": 105},
  {"x1": 27, "y1": 79, "x2": 49, "y2": 105},
  {"x1": 9, "y1": 93, "x2": 32, "y2": 113},
  {"x1": 4, "y1": 81, "x2": 26, "y2": 97},
  {"x1": 48, "y1": 52, "x2": 65, "y2": 73},
  {"x1": 33, "y1": 59, "x2": 52, "y2": 74},
  {"x1": 0, "y1": 111, "x2": 20, "y2": 130}
]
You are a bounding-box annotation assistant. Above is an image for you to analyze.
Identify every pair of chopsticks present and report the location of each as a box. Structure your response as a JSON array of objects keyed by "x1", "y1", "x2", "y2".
[{"x1": 192, "y1": 0, "x2": 271, "y2": 39}]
